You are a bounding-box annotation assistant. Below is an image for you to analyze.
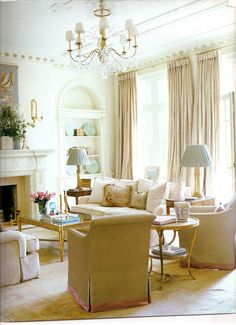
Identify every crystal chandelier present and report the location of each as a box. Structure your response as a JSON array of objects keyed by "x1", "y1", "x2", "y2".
[{"x1": 65, "y1": 0, "x2": 138, "y2": 76}]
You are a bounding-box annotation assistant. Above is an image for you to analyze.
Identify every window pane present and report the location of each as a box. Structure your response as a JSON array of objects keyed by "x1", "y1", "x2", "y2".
[{"x1": 135, "y1": 68, "x2": 168, "y2": 181}]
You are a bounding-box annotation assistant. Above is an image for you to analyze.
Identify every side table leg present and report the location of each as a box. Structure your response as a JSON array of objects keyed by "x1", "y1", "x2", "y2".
[
  {"x1": 58, "y1": 226, "x2": 64, "y2": 262},
  {"x1": 187, "y1": 227, "x2": 197, "y2": 280},
  {"x1": 158, "y1": 230, "x2": 164, "y2": 289}
]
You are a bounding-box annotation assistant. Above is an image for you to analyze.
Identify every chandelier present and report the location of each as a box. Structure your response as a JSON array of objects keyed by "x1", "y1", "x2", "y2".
[{"x1": 65, "y1": 0, "x2": 138, "y2": 76}]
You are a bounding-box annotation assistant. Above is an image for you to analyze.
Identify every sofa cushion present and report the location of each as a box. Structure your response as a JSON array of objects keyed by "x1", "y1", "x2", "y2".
[
  {"x1": 101, "y1": 184, "x2": 132, "y2": 207},
  {"x1": 114, "y1": 179, "x2": 138, "y2": 195},
  {"x1": 71, "y1": 203, "x2": 153, "y2": 217},
  {"x1": 89, "y1": 178, "x2": 114, "y2": 203},
  {"x1": 167, "y1": 182, "x2": 185, "y2": 201},
  {"x1": 226, "y1": 193, "x2": 236, "y2": 211},
  {"x1": 130, "y1": 191, "x2": 147, "y2": 210},
  {"x1": 146, "y1": 183, "x2": 167, "y2": 213},
  {"x1": 137, "y1": 179, "x2": 155, "y2": 192}
]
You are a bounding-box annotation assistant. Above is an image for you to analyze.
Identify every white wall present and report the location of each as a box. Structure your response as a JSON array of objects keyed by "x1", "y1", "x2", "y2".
[{"x1": 1, "y1": 57, "x2": 117, "y2": 197}]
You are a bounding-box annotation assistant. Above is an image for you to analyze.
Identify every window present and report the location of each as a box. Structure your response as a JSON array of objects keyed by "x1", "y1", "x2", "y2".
[
  {"x1": 217, "y1": 49, "x2": 236, "y2": 201},
  {"x1": 135, "y1": 68, "x2": 168, "y2": 181}
]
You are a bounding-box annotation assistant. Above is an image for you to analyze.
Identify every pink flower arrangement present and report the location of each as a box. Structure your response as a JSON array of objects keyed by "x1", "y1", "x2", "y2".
[{"x1": 30, "y1": 191, "x2": 56, "y2": 204}]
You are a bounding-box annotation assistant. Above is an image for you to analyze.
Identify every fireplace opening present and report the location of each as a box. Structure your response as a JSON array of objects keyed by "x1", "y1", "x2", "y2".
[{"x1": 0, "y1": 185, "x2": 17, "y2": 222}]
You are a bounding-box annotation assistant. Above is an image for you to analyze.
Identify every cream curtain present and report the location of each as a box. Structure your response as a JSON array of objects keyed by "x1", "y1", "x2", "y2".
[
  {"x1": 192, "y1": 50, "x2": 220, "y2": 195},
  {"x1": 167, "y1": 57, "x2": 194, "y2": 183},
  {"x1": 115, "y1": 72, "x2": 137, "y2": 179}
]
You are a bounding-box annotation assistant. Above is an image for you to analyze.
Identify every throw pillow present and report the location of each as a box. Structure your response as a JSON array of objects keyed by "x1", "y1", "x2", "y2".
[
  {"x1": 115, "y1": 179, "x2": 138, "y2": 195},
  {"x1": 146, "y1": 183, "x2": 167, "y2": 213},
  {"x1": 88, "y1": 178, "x2": 114, "y2": 203},
  {"x1": 167, "y1": 182, "x2": 185, "y2": 201},
  {"x1": 226, "y1": 193, "x2": 236, "y2": 211},
  {"x1": 214, "y1": 202, "x2": 226, "y2": 212},
  {"x1": 101, "y1": 184, "x2": 132, "y2": 207},
  {"x1": 130, "y1": 191, "x2": 147, "y2": 210},
  {"x1": 138, "y1": 179, "x2": 155, "y2": 192}
]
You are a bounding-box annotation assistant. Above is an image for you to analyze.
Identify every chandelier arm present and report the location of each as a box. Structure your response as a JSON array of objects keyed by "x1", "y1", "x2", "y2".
[
  {"x1": 108, "y1": 46, "x2": 137, "y2": 59},
  {"x1": 80, "y1": 49, "x2": 101, "y2": 65}
]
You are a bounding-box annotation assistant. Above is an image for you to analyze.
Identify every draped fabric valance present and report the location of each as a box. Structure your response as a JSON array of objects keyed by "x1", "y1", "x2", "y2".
[
  {"x1": 168, "y1": 57, "x2": 191, "y2": 69},
  {"x1": 118, "y1": 72, "x2": 136, "y2": 81}
]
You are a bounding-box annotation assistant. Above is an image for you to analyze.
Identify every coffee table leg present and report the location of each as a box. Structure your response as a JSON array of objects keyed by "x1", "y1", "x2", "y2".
[
  {"x1": 58, "y1": 227, "x2": 64, "y2": 262},
  {"x1": 18, "y1": 218, "x2": 22, "y2": 232}
]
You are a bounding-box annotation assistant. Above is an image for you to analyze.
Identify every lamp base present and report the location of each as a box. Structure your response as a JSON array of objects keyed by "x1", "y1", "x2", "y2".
[{"x1": 192, "y1": 192, "x2": 203, "y2": 198}]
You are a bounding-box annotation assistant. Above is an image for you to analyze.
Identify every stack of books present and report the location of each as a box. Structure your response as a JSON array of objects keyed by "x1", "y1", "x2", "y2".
[
  {"x1": 152, "y1": 245, "x2": 188, "y2": 256},
  {"x1": 51, "y1": 214, "x2": 80, "y2": 224},
  {"x1": 153, "y1": 215, "x2": 176, "y2": 225}
]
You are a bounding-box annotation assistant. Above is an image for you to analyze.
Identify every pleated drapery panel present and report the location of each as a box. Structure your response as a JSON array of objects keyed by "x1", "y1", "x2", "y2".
[
  {"x1": 167, "y1": 57, "x2": 194, "y2": 184},
  {"x1": 192, "y1": 50, "x2": 220, "y2": 195},
  {"x1": 115, "y1": 72, "x2": 137, "y2": 179}
]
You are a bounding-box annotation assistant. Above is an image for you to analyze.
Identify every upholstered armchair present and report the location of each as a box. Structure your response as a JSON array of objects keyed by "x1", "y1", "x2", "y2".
[
  {"x1": 179, "y1": 194, "x2": 236, "y2": 270},
  {"x1": 0, "y1": 230, "x2": 40, "y2": 287},
  {"x1": 67, "y1": 213, "x2": 155, "y2": 312}
]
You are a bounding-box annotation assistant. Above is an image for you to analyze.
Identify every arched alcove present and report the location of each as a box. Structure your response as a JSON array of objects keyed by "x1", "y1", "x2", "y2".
[{"x1": 58, "y1": 79, "x2": 106, "y2": 110}]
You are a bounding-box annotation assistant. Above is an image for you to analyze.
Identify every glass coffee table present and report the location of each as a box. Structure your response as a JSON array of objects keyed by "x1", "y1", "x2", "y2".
[{"x1": 18, "y1": 214, "x2": 92, "y2": 262}]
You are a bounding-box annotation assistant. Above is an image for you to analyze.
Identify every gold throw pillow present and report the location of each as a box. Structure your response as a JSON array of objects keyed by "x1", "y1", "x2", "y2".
[
  {"x1": 130, "y1": 191, "x2": 148, "y2": 210},
  {"x1": 101, "y1": 184, "x2": 132, "y2": 207}
]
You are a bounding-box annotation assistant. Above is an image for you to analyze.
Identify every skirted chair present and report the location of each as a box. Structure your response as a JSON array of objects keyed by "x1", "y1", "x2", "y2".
[
  {"x1": 179, "y1": 193, "x2": 236, "y2": 270},
  {"x1": 0, "y1": 230, "x2": 40, "y2": 287},
  {"x1": 67, "y1": 213, "x2": 155, "y2": 312}
]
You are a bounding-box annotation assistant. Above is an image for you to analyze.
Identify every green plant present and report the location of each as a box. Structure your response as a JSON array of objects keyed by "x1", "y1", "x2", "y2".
[
  {"x1": 0, "y1": 106, "x2": 15, "y2": 137},
  {"x1": 0, "y1": 106, "x2": 35, "y2": 140}
]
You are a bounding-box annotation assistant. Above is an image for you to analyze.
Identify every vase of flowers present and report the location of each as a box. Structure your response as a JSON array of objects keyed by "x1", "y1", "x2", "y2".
[
  {"x1": 0, "y1": 105, "x2": 34, "y2": 150},
  {"x1": 30, "y1": 191, "x2": 56, "y2": 218}
]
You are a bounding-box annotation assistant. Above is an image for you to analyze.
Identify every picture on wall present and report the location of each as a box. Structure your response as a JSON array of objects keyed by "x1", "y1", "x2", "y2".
[
  {"x1": 144, "y1": 166, "x2": 161, "y2": 182},
  {"x1": 0, "y1": 64, "x2": 18, "y2": 107}
]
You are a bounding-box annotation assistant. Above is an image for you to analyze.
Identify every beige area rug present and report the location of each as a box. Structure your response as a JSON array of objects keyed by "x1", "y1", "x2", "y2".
[{"x1": 0, "y1": 227, "x2": 236, "y2": 323}]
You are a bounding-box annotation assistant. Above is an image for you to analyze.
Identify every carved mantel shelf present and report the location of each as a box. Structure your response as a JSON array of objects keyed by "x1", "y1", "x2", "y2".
[{"x1": 0, "y1": 149, "x2": 54, "y2": 178}]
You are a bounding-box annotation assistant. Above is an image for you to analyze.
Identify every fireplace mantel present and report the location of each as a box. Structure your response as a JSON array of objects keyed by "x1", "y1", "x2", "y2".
[
  {"x1": 0, "y1": 149, "x2": 54, "y2": 177},
  {"x1": 0, "y1": 149, "x2": 54, "y2": 218}
]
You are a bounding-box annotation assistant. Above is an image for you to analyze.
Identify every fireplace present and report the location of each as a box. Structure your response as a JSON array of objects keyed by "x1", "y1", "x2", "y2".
[
  {"x1": 0, "y1": 149, "x2": 53, "y2": 220},
  {"x1": 0, "y1": 185, "x2": 17, "y2": 221}
]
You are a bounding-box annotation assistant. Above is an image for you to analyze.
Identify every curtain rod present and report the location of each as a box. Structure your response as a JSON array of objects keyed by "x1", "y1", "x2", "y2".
[{"x1": 121, "y1": 42, "x2": 236, "y2": 75}]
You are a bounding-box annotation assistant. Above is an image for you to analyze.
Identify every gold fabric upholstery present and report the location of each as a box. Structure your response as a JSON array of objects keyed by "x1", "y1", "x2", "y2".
[{"x1": 67, "y1": 213, "x2": 155, "y2": 312}]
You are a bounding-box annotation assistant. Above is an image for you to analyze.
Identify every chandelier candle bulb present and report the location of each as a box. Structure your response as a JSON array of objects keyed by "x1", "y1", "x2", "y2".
[{"x1": 75, "y1": 22, "x2": 84, "y2": 33}]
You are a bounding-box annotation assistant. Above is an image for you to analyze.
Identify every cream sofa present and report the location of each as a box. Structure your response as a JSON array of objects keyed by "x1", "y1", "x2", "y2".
[
  {"x1": 0, "y1": 230, "x2": 40, "y2": 287},
  {"x1": 70, "y1": 177, "x2": 190, "y2": 218}
]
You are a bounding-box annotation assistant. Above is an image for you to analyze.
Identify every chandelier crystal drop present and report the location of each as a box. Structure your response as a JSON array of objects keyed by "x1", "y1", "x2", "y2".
[{"x1": 65, "y1": 0, "x2": 138, "y2": 77}]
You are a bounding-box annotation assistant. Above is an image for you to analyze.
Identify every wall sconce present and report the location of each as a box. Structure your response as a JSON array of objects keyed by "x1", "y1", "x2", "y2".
[{"x1": 31, "y1": 99, "x2": 43, "y2": 124}]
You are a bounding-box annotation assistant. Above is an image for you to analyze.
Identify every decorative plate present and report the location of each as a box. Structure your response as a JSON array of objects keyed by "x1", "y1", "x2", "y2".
[
  {"x1": 66, "y1": 165, "x2": 77, "y2": 176},
  {"x1": 85, "y1": 158, "x2": 99, "y2": 174},
  {"x1": 65, "y1": 124, "x2": 74, "y2": 136},
  {"x1": 83, "y1": 123, "x2": 96, "y2": 136}
]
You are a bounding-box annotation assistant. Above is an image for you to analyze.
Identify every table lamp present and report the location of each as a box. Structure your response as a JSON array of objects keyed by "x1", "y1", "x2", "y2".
[
  {"x1": 66, "y1": 147, "x2": 91, "y2": 190},
  {"x1": 180, "y1": 144, "x2": 212, "y2": 198}
]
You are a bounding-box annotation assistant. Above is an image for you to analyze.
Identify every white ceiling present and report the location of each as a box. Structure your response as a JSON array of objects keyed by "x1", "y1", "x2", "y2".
[{"x1": 0, "y1": 0, "x2": 236, "y2": 67}]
